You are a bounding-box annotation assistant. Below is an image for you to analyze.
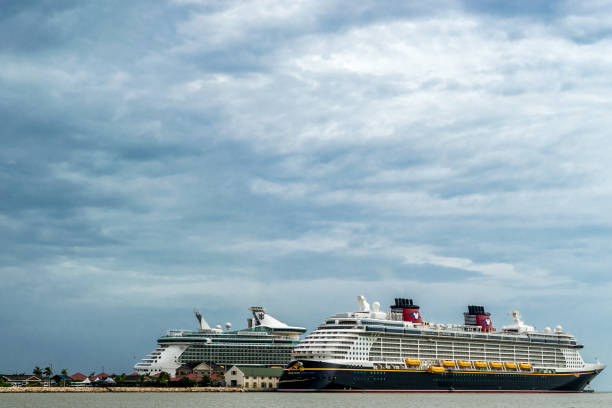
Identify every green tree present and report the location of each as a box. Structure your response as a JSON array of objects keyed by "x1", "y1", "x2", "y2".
[
  {"x1": 61, "y1": 368, "x2": 68, "y2": 376},
  {"x1": 116, "y1": 373, "x2": 126, "y2": 386},
  {"x1": 33, "y1": 366, "x2": 42, "y2": 376},
  {"x1": 43, "y1": 367, "x2": 53, "y2": 379},
  {"x1": 198, "y1": 375, "x2": 211, "y2": 387},
  {"x1": 90, "y1": 371, "x2": 95, "y2": 378},
  {"x1": 157, "y1": 371, "x2": 170, "y2": 386},
  {"x1": 177, "y1": 377, "x2": 194, "y2": 387}
]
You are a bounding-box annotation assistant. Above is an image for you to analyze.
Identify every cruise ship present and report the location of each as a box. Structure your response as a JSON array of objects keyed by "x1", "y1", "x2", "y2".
[
  {"x1": 278, "y1": 296, "x2": 605, "y2": 392},
  {"x1": 134, "y1": 306, "x2": 306, "y2": 377}
]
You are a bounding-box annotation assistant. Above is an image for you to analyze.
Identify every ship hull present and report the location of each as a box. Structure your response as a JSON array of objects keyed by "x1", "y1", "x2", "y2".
[{"x1": 278, "y1": 360, "x2": 601, "y2": 392}]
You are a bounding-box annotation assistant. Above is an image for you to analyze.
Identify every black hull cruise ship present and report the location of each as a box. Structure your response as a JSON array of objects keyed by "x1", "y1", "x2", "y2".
[{"x1": 279, "y1": 297, "x2": 604, "y2": 392}]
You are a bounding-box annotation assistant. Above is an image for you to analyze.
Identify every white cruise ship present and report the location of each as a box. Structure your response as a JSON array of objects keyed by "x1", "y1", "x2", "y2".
[
  {"x1": 279, "y1": 296, "x2": 605, "y2": 392},
  {"x1": 135, "y1": 306, "x2": 306, "y2": 377}
]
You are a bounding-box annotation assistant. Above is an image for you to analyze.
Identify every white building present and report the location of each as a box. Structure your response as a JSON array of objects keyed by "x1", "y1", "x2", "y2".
[{"x1": 224, "y1": 366, "x2": 284, "y2": 390}]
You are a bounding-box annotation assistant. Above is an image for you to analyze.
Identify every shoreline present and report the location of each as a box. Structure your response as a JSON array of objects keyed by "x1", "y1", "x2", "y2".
[{"x1": 0, "y1": 386, "x2": 248, "y2": 393}]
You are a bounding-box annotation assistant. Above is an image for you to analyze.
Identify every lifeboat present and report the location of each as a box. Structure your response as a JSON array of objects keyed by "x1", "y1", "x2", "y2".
[
  {"x1": 441, "y1": 360, "x2": 456, "y2": 368},
  {"x1": 474, "y1": 361, "x2": 487, "y2": 369},
  {"x1": 519, "y1": 363, "x2": 532, "y2": 370},
  {"x1": 504, "y1": 362, "x2": 517, "y2": 370},
  {"x1": 457, "y1": 360, "x2": 472, "y2": 368},
  {"x1": 405, "y1": 359, "x2": 421, "y2": 367},
  {"x1": 489, "y1": 361, "x2": 503, "y2": 369},
  {"x1": 428, "y1": 366, "x2": 446, "y2": 373}
]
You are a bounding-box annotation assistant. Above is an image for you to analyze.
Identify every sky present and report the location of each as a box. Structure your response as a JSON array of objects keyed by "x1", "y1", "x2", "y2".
[{"x1": 1, "y1": 0, "x2": 612, "y2": 389}]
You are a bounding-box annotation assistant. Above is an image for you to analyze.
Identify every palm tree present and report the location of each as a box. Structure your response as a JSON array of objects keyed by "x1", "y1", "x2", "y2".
[
  {"x1": 117, "y1": 373, "x2": 126, "y2": 386},
  {"x1": 61, "y1": 369, "x2": 68, "y2": 376},
  {"x1": 157, "y1": 371, "x2": 170, "y2": 386},
  {"x1": 33, "y1": 366, "x2": 42, "y2": 377},
  {"x1": 43, "y1": 366, "x2": 53, "y2": 387}
]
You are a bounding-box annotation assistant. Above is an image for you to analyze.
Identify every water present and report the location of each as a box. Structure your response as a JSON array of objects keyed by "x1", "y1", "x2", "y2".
[{"x1": 0, "y1": 393, "x2": 610, "y2": 408}]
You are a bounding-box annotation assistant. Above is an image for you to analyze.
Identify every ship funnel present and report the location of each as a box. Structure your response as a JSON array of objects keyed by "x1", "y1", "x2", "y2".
[
  {"x1": 194, "y1": 309, "x2": 211, "y2": 330},
  {"x1": 249, "y1": 306, "x2": 266, "y2": 326},
  {"x1": 357, "y1": 296, "x2": 371, "y2": 312},
  {"x1": 390, "y1": 298, "x2": 423, "y2": 323},
  {"x1": 464, "y1": 305, "x2": 494, "y2": 332}
]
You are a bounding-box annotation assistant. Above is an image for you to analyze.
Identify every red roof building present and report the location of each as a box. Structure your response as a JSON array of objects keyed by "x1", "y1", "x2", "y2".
[
  {"x1": 94, "y1": 372, "x2": 110, "y2": 380},
  {"x1": 70, "y1": 372, "x2": 88, "y2": 381},
  {"x1": 170, "y1": 374, "x2": 203, "y2": 382}
]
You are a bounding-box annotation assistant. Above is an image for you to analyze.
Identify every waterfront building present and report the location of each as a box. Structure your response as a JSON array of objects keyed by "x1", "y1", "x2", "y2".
[
  {"x1": 51, "y1": 374, "x2": 72, "y2": 386},
  {"x1": 0, "y1": 375, "x2": 42, "y2": 387},
  {"x1": 70, "y1": 372, "x2": 87, "y2": 382},
  {"x1": 225, "y1": 366, "x2": 284, "y2": 389},
  {"x1": 93, "y1": 372, "x2": 110, "y2": 380}
]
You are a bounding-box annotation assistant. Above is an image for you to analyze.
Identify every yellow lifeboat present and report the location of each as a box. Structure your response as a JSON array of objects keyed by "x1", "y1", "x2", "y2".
[
  {"x1": 428, "y1": 366, "x2": 446, "y2": 373},
  {"x1": 457, "y1": 360, "x2": 472, "y2": 368},
  {"x1": 519, "y1": 363, "x2": 532, "y2": 370},
  {"x1": 504, "y1": 362, "x2": 517, "y2": 370},
  {"x1": 405, "y1": 359, "x2": 421, "y2": 367},
  {"x1": 441, "y1": 360, "x2": 456, "y2": 368},
  {"x1": 474, "y1": 361, "x2": 487, "y2": 369},
  {"x1": 489, "y1": 361, "x2": 503, "y2": 369}
]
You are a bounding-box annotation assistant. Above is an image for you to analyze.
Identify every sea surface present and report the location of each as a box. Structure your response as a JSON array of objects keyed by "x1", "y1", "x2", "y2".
[{"x1": 0, "y1": 392, "x2": 610, "y2": 408}]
